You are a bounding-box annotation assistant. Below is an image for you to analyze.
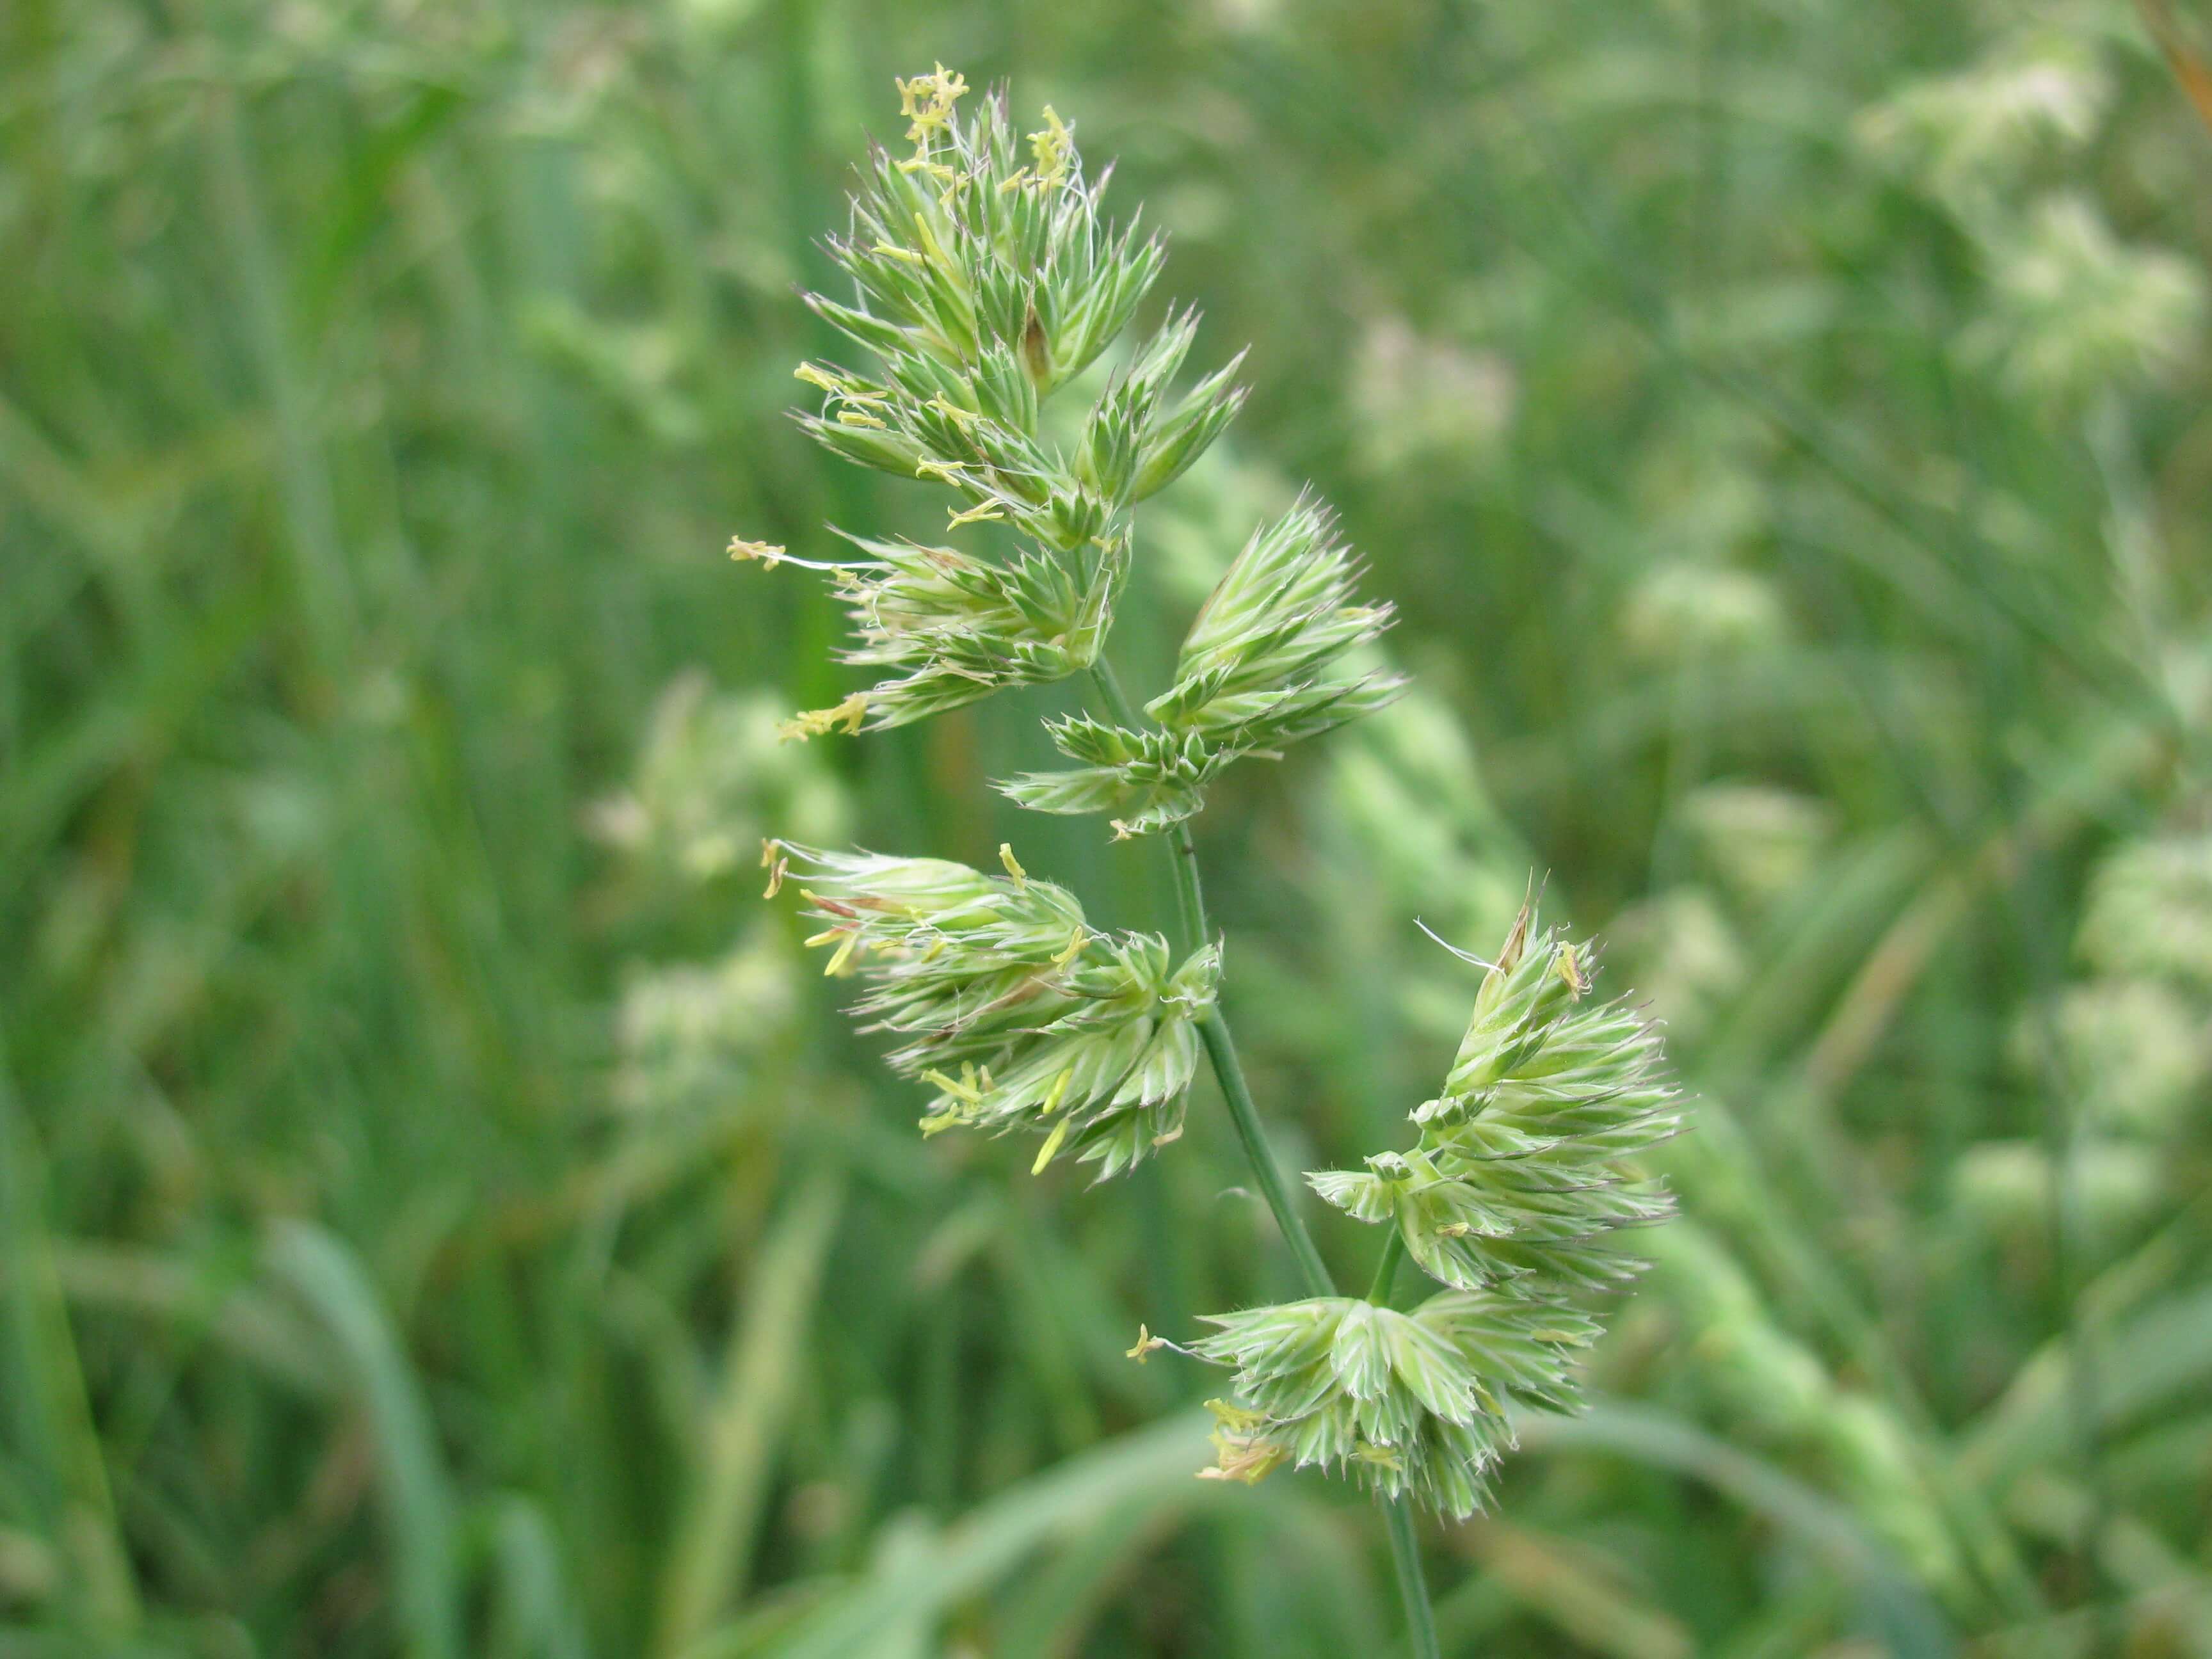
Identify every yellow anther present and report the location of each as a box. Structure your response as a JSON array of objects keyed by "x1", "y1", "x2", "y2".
[
  {"x1": 1040, "y1": 1069, "x2": 1074, "y2": 1118},
  {"x1": 908, "y1": 207, "x2": 951, "y2": 268},
  {"x1": 728, "y1": 536, "x2": 785, "y2": 567},
  {"x1": 1199, "y1": 1399, "x2": 1287, "y2": 1486},
  {"x1": 794, "y1": 362, "x2": 842, "y2": 392},
  {"x1": 895, "y1": 63, "x2": 968, "y2": 154},
  {"x1": 923, "y1": 1067, "x2": 984, "y2": 1105},
  {"x1": 1126, "y1": 1324, "x2": 1166, "y2": 1364},
  {"x1": 835, "y1": 408, "x2": 888, "y2": 429},
  {"x1": 1556, "y1": 942, "x2": 1590, "y2": 997},
  {"x1": 823, "y1": 932, "x2": 863, "y2": 977},
  {"x1": 1051, "y1": 927, "x2": 1089, "y2": 969},
  {"x1": 776, "y1": 692, "x2": 870, "y2": 743},
  {"x1": 871, "y1": 241, "x2": 922, "y2": 264},
  {"x1": 1030, "y1": 1112, "x2": 1073, "y2": 1174},
  {"x1": 1205, "y1": 1399, "x2": 1270, "y2": 1434},
  {"x1": 1029, "y1": 106, "x2": 1073, "y2": 188},
  {"x1": 998, "y1": 842, "x2": 1027, "y2": 886},
  {"x1": 947, "y1": 501, "x2": 1006, "y2": 529}
]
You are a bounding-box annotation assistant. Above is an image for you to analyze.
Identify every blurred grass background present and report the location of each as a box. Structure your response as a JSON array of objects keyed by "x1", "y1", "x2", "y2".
[{"x1": 5, "y1": 0, "x2": 2212, "y2": 1654}]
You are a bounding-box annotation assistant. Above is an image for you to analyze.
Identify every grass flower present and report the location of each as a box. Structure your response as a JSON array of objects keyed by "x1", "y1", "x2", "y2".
[{"x1": 749, "y1": 70, "x2": 1683, "y2": 1650}]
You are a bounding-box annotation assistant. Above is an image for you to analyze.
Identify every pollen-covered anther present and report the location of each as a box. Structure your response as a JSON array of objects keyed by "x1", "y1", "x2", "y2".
[
  {"x1": 1198, "y1": 1399, "x2": 1289, "y2": 1486},
  {"x1": 1029, "y1": 106, "x2": 1073, "y2": 188},
  {"x1": 895, "y1": 62, "x2": 968, "y2": 154},
  {"x1": 776, "y1": 693, "x2": 870, "y2": 743}
]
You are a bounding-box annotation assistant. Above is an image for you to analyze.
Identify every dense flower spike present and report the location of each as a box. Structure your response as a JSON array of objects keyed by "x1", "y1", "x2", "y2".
[
  {"x1": 996, "y1": 714, "x2": 1225, "y2": 838},
  {"x1": 737, "y1": 69, "x2": 1400, "y2": 847},
  {"x1": 1192, "y1": 1293, "x2": 1598, "y2": 1519},
  {"x1": 779, "y1": 844, "x2": 1219, "y2": 1179}
]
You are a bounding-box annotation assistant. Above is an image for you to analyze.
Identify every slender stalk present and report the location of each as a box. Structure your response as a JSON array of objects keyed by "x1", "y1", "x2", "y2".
[
  {"x1": 1384, "y1": 1502, "x2": 1443, "y2": 1659},
  {"x1": 1367, "y1": 1228, "x2": 1407, "y2": 1306},
  {"x1": 1086, "y1": 659, "x2": 1441, "y2": 1659},
  {"x1": 1192, "y1": 1013, "x2": 1333, "y2": 1299}
]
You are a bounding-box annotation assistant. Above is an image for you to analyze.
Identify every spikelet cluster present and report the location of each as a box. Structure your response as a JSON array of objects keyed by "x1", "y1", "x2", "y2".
[
  {"x1": 1192, "y1": 1294, "x2": 1595, "y2": 1518},
  {"x1": 1196, "y1": 904, "x2": 1677, "y2": 1516},
  {"x1": 1329, "y1": 908, "x2": 1679, "y2": 1295},
  {"x1": 1002, "y1": 496, "x2": 1407, "y2": 835},
  {"x1": 749, "y1": 66, "x2": 1245, "y2": 734},
  {"x1": 778, "y1": 843, "x2": 1219, "y2": 1180},
  {"x1": 807, "y1": 533, "x2": 1125, "y2": 728},
  {"x1": 739, "y1": 68, "x2": 1399, "y2": 838}
]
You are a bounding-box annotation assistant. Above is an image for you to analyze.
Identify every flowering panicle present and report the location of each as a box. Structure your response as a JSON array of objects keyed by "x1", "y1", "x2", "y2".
[
  {"x1": 749, "y1": 70, "x2": 1682, "y2": 1544},
  {"x1": 780, "y1": 843, "x2": 1220, "y2": 1180},
  {"x1": 749, "y1": 73, "x2": 1252, "y2": 742},
  {"x1": 1194, "y1": 904, "x2": 1676, "y2": 1514}
]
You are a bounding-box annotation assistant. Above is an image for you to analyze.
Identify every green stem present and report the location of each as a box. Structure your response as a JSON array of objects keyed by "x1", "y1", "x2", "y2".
[
  {"x1": 1384, "y1": 1502, "x2": 1442, "y2": 1659},
  {"x1": 1193, "y1": 1011, "x2": 1333, "y2": 1299},
  {"x1": 1086, "y1": 666, "x2": 1330, "y2": 1295},
  {"x1": 1085, "y1": 659, "x2": 1441, "y2": 1659},
  {"x1": 1368, "y1": 1228, "x2": 1407, "y2": 1306}
]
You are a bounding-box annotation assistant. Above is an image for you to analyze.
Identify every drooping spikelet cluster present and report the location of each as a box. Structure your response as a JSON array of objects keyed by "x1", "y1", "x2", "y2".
[
  {"x1": 1192, "y1": 905, "x2": 1678, "y2": 1516},
  {"x1": 776, "y1": 842, "x2": 1219, "y2": 1180}
]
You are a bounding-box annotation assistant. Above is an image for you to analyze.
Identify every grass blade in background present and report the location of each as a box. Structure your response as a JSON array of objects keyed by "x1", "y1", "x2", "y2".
[
  {"x1": 266, "y1": 1222, "x2": 461, "y2": 1659},
  {"x1": 656, "y1": 1171, "x2": 845, "y2": 1655}
]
